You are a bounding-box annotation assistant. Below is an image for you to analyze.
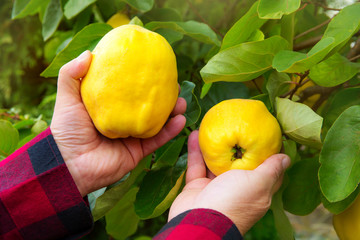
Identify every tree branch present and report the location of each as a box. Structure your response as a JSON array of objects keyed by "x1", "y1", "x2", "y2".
[
  {"x1": 293, "y1": 35, "x2": 322, "y2": 51},
  {"x1": 294, "y1": 19, "x2": 331, "y2": 40}
]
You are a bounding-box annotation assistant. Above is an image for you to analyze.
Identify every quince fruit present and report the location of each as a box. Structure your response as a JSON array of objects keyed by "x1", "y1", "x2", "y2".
[
  {"x1": 333, "y1": 193, "x2": 360, "y2": 240},
  {"x1": 199, "y1": 99, "x2": 282, "y2": 176},
  {"x1": 81, "y1": 25, "x2": 178, "y2": 139},
  {"x1": 106, "y1": 12, "x2": 130, "y2": 28}
]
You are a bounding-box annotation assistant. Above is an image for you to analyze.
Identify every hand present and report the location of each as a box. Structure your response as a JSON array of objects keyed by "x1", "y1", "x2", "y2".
[
  {"x1": 50, "y1": 51, "x2": 187, "y2": 196},
  {"x1": 169, "y1": 131, "x2": 290, "y2": 235}
]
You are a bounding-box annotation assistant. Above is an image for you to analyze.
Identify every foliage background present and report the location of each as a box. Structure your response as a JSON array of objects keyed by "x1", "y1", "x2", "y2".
[{"x1": 1, "y1": 0, "x2": 360, "y2": 239}]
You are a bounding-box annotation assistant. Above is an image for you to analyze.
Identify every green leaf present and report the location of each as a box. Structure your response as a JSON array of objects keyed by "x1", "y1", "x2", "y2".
[
  {"x1": 280, "y1": 13, "x2": 295, "y2": 49},
  {"x1": 12, "y1": 0, "x2": 49, "y2": 19},
  {"x1": 91, "y1": 156, "x2": 149, "y2": 221},
  {"x1": 273, "y1": 3, "x2": 360, "y2": 73},
  {"x1": 105, "y1": 187, "x2": 140, "y2": 240},
  {"x1": 251, "y1": 94, "x2": 273, "y2": 112},
  {"x1": 153, "y1": 137, "x2": 186, "y2": 168},
  {"x1": 322, "y1": 87, "x2": 360, "y2": 132},
  {"x1": 122, "y1": 0, "x2": 154, "y2": 12},
  {"x1": 17, "y1": 134, "x2": 36, "y2": 148},
  {"x1": 146, "y1": 168, "x2": 185, "y2": 219},
  {"x1": 201, "y1": 36, "x2": 289, "y2": 83},
  {"x1": 42, "y1": 0, "x2": 63, "y2": 41},
  {"x1": 155, "y1": 29, "x2": 183, "y2": 45},
  {"x1": 273, "y1": 37, "x2": 334, "y2": 73},
  {"x1": 282, "y1": 139, "x2": 297, "y2": 165},
  {"x1": 199, "y1": 82, "x2": 249, "y2": 118},
  {"x1": 319, "y1": 105, "x2": 360, "y2": 202},
  {"x1": 142, "y1": 7, "x2": 182, "y2": 22},
  {"x1": 270, "y1": 187, "x2": 295, "y2": 240},
  {"x1": 322, "y1": 186, "x2": 360, "y2": 214},
  {"x1": 129, "y1": 16, "x2": 144, "y2": 27},
  {"x1": 266, "y1": 71, "x2": 291, "y2": 107},
  {"x1": 31, "y1": 120, "x2": 48, "y2": 135},
  {"x1": 13, "y1": 119, "x2": 35, "y2": 129},
  {"x1": 64, "y1": 0, "x2": 97, "y2": 19},
  {"x1": 276, "y1": 97, "x2": 323, "y2": 148},
  {"x1": 0, "y1": 120, "x2": 19, "y2": 158},
  {"x1": 221, "y1": 1, "x2": 267, "y2": 50},
  {"x1": 322, "y1": 3, "x2": 360, "y2": 55},
  {"x1": 258, "y1": 0, "x2": 301, "y2": 19},
  {"x1": 283, "y1": 157, "x2": 321, "y2": 215},
  {"x1": 179, "y1": 81, "x2": 201, "y2": 127},
  {"x1": 41, "y1": 23, "x2": 112, "y2": 77},
  {"x1": 200, "y1": 82, "x2": 212, "y2": 99},
  {"x1": 145, "y1": 21, "x2": 221, "y2": 46},
  {"x1": 309, "y1": 53, "x2": 360, "y2": 87},
  {"x1": 245, "y1": 210, "x2": 280, "y2": 239},
  {"x1": 135, "y1": 154, "x2": 187, "y2": 219}
]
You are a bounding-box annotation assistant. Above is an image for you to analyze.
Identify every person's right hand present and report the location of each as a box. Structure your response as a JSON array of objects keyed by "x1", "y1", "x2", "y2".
[{"x1": 169, "y1": 130, "x2": 291, "y2": 235}]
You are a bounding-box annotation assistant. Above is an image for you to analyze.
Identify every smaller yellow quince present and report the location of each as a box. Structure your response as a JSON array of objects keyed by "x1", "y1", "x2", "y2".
[
  {"x1": 333, "y1": 193, "x2": 360, "y2": 240},
  {"x1": 199, "y1": 99, "x2": 282, "y2": 176},
  {"x1": 107, "y1": 12, "x2": 130, "y2": 28}
]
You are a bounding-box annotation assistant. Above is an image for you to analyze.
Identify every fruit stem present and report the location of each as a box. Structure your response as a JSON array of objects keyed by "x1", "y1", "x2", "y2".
[{"x1": 232, "y1": 144, "x2": 244, "y2": 161}]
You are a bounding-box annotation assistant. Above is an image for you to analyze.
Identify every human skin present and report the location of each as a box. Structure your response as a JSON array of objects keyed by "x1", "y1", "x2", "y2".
[
  {"x1": 50, "y1": 51, "x2": 187, "y2": 196},
  {"x1": 169, "y1": 131, "x2": 290, "y2": 235},
  {"x1": 50, "y1": 50, "x2": 290, "y2": 236}
]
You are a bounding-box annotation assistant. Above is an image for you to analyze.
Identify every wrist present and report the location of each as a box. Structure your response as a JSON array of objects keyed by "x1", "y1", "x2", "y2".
[{"x1": 50, "y1": 125, "x2": 89, "y2": 197}]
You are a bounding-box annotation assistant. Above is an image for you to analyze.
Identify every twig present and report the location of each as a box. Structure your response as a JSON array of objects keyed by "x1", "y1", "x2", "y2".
[
  {"x1": 302, "y1": 1, "x2": 341, "y2": 11},
  {"x1": 281, "y1": 71, "x2": 310, "y2": 99},
  {"x1": 294, "y1": 19, "x2": 331, "y2": 40},
  {"x1": 297, "y1": 3, "x2": 309, "y2": 12},
  {"x1": 293, "y1": 35, "x2": 322, "y2": 51},
  {"x1": 349, "y1": 54, "x2": 360, "y2": 62},
  {"x1": 252, "y1": 79, "x2": 263, "y2": 94},
  {"x1": 185, "y1": 0, "x2": 224, "y2": 38}
]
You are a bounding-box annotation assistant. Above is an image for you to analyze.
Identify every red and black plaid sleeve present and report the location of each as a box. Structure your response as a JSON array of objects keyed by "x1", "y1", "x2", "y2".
[
  {"x1": 0, "y1": 128, "x2": 93, "y2": 240},
  {"x1": 154, "y1": 208, "x2": 243, "y2": 240}
]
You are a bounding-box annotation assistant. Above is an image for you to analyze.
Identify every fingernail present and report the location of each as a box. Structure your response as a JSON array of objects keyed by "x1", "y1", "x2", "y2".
[
  {"x1": 77, "y1": 50, "x2": 89, "y2": 62},
  {"x1": 282, "y1": 156, "x2": 291, "y2": 169}
]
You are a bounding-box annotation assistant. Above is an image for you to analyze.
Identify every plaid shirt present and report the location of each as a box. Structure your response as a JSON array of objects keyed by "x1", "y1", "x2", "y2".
[{"x1": 0, "y1": 128, "x2": 242, "y2": 240}]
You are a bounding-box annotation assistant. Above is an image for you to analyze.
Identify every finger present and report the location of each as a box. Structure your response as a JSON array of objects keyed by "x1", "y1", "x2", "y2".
[
  {"x1": 170, "y1": 97, "x2": 187, "y2": 117},
  {"x1": 142, "y1": 115, "x2": 186, "y2": 156},
  {"x1": 186, "y1": 130, "x2": 207, "y2": 183},
  {"x1": 56, "y1": 50, "x2": 92, "y2": 104},
  {"x1": 206, "y1": 168, "x2": 216, "y2": 180},
  {"x1": 254, "y1": 154, "x2": 290, "y2": 193},
  {"x1": 272, "y1": 173, "x2": 285, "y2": 195}
]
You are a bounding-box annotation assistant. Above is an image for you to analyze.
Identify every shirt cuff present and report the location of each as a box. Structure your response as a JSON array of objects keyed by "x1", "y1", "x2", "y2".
[
  {"x1": 154, "y1": 208, "x2": 243, "y2": 240},
  {"x1": 0, "y1": 128, "x2": 93, "y2": 240}
]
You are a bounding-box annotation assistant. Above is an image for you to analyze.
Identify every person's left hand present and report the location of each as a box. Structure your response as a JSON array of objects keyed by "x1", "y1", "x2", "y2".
[
  {"x1": 169, "y1": 131, "x2": 290, "y2": 235},
  {"x1": 50, "y1": 51, "x2": 187, "y2": 196}
]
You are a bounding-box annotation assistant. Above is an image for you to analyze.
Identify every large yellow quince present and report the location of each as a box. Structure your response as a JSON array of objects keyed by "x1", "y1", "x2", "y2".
[
  {"x1": 81, "y1": 25, "x2": 178, "y2": 139},
  {"x1": 333, "y1": 193, "x2": 360, "y2": 240},
  {"x1": 106, "y1": 12, "x2": 130, "y2": 28},
  {"x1": 198, "y1": 99, "x2": 282, "y2": 176}
]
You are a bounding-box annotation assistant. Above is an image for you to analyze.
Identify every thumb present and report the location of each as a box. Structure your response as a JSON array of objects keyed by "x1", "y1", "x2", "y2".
[
  {"x1": 254, "y1": 154, "x2": 291, "y2": 194},
  {"x1": 56, "y1": 50, "x2": 92, "y2": 104}
]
